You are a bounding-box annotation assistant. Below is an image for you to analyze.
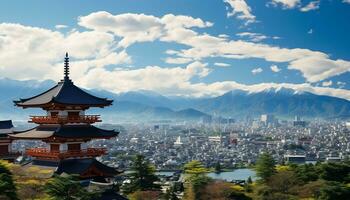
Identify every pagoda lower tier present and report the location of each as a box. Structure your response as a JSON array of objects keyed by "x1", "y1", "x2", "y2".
[{"x1": 9, "y1": 124, "x2": 118, "y2": 162}]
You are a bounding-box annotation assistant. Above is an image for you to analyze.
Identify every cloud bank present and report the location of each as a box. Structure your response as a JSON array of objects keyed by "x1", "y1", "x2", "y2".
[{"x1": 0, "y1": 11, "x2": 349, "y2": 100}]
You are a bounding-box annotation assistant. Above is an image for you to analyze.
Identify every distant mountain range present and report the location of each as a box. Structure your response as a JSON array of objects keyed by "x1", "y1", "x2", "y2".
[{"x1": 1, "y1": 78, "x2": 350, "y2": 122}]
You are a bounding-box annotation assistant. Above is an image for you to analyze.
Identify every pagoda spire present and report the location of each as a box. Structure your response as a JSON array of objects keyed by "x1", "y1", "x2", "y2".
[{"x1": 64, "y1": 52, "x2": 70, "y2": 80}]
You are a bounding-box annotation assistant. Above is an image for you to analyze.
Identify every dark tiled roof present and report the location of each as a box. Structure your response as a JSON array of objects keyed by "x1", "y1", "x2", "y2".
[
  {"x1": 9, "y1": 125, "x2": 118, "y2": 139},
  {"x1": 14, "y1": 79, "x2": 113, "y2": 107},
  {"x1": 94, "y1": 190, "x2": 128, "y2": 200},
  {"x1": 0, "y1": 120, "x2": 13, "y2": 129},
  {"x1": 55, "y1": 158, "x2": 117, "y2": 177}
]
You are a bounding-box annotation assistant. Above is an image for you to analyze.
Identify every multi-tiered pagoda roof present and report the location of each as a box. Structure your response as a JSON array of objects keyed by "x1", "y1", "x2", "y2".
[
  {"x1": 14, "y1": 53, "x2": 112, "y2": 109},
  {"x1": 7, "y1": 53, "x2": 126, "y2": 199},
  {"x1": 14, "y1": 79, "x2": 112, "y2": 108},
  {"x1": 9, "y1": 53, "x2": 118, "y2": 173}
]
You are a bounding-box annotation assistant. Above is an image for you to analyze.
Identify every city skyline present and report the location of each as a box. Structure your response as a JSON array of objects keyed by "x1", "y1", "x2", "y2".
[{"x1": 0, "y1": 0, "x2": 349, "y2": 98}]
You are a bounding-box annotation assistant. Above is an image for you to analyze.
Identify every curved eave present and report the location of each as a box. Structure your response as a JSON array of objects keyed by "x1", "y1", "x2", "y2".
[
  {"x1": 14, "y1": 99, "x2": 113, "y2": 109},
  {"x1": 13, "y1": 79, "x2": 114, "y2": 108},
  {"x1": 52, "y1": 131, "x2": 119, "y2": 139},
  {"x1": 53, "y1": 135, "x2": 118, "y2": 140},
  {"x1": 9, "y1": 127, "x2": 53, "y2": 140},
  {"x1": 13, "y1": 84, "x2": 61, "y2": 103},
  {"x1": 8, "y1": 135, "x2": 52, "y2": 140},
  {"x1": 9, "y1": 125, "x2": 119, "y2": 140},
  {"x1": 9, "y1": 134, "x2": 118, "y2": 140}
]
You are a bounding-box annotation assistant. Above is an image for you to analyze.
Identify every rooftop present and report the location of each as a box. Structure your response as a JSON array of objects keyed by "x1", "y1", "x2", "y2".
[
  {"x1": 0, "y1": 120, "x2": 13, "y2": 130},
  {"x1": 14, "y1": 53, "x2": 113, "y2": 108},
  {"x1": 55, "y1": 158, "x2": 119, "y2": 178},
  {"x1": 9, "y1": 124, "x2": 118, "y2": 140}
]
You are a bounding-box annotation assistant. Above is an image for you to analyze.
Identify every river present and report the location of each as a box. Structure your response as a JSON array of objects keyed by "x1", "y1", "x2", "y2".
[
  {"x1": 156, "y1": 168, "x2": 256, "y2": 181},
  {"x1": 207, "y1": 168, "x2": 256, "y2": 181}
]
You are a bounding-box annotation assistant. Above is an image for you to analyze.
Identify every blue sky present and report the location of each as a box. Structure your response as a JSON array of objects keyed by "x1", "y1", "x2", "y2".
[{"x1": 0, "y1": 0, "x2": 349, "y2": 98}]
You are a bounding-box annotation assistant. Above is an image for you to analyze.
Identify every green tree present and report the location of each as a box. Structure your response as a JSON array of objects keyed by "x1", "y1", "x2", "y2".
[
  {"x1": 267, "y1": 170, "x2": 299, "y2": 194},
  {"x1": 214, "y1": 161, "x2": 222, "y2": 173},
  {"x1": 317, "y1": 181, "x2": 350, "y2": 200},
  {"x1": 255, "y1": 152, "x2": 276, "y2": 182},
  {"x1": 201, "y1": 181, "x2": 252, "y2": 200},
  {"x1": 184, "y1": 160, "x2": 209, "y2": 175},
  {"x1": 44, "y1": 174, "x2": 98, "y2": 200},
  {"x1": 319, "y1": 162, "x2": 350, "y2": 183},
  {"x1": 123, "y1": 154, "x2": 160, "y2": 194},
  {"x1": 294, "y1": 163, "x2": 319, "y2": 183},
  {"x1": 257, "y1": 185, "x2": 296, "y2": 200},
  {"x1": 247, "y1": 176, "x2": 253, "y2": 184},
  {"x1": 245, "y1": 176, "x2": 253, "y2": 193},
  {"x1": 0, "y1": 162, "x2": 18, "y2": 200},
  {"x1": 183, "y1": 161, "x2": 211, "y2": 200}
]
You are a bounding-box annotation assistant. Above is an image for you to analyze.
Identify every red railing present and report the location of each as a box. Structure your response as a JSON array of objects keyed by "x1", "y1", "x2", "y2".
[
  {"x1": 25, "y1": 147, "x2": 107, "y2": 160},
  {"x1": 29, "y1": 115, "x2": 101, "y2": 124}
]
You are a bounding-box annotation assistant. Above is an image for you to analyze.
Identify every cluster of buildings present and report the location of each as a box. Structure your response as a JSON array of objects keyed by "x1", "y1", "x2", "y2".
[{"x1": 76, "y1": 117, "x2": 350, "y2": 171}]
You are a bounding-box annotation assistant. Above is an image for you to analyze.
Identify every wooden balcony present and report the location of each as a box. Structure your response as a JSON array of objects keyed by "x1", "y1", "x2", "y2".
[
  {"x1": 26, "y1": 147, "x2": 107, "y2": 160},
  {"x1": 29, "y1": 115, "x2": 101, "y2": 124}
]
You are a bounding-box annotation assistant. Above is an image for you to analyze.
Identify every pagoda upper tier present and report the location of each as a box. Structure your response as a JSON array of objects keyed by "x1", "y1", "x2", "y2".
[{"x1": 14, "y1": 53, "x2": 112, "y2": 109}]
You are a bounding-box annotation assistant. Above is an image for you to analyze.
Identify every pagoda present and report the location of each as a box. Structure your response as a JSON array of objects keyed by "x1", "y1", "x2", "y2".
[
  {"x1": 0, "y1": 120, "x2": 18, "y2": 161},
  {"x1": 10, "y1": 53, "x2": 119, "y2": 178}
]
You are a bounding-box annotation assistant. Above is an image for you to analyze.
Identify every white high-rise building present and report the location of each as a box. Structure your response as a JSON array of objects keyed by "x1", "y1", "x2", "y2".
[{"x1": 261, "y1": 114, "x2": 275, "y2": 126}]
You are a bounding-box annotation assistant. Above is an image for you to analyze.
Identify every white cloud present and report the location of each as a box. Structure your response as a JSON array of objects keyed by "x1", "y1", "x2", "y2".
[
  {"x1": 237, "y1": 32, "x2": 267, "y2": 42},
  {"x1": 78, "y1": 12, "x2": 164, "y2": 48},
  {"x1": 343, "y1": 0, "x2": 350, "y2": 4},
  {"x1": 176, "y1": 37, "x2": 350, "y2": 83},
  {"x1": 79, "y1": 61, "x2": 212, "y2": 96},
  {"x1": 0, "y1": 23, "x2": 130, "y2": 81},
  {"x1": 288, "y1": 56, "x2": 350, "y2": 83},
  {"x1": 300, "y1": 1, "x2": 320, "y2": 12},
  {"x1": 0, "y1": 22, "x2": 349, "y2": 100},
  {"x1": 77, "y1": 11, "x2": 350, "y2": 83},
  {"x1": 78, "y1": 11, "x2": 212, "y2": 48},
  {"x1": 252, "y1": 67, "x2": 263, "y2": 75},
  {"x1": 1, "y1": 12, "x2": 350, "y2": 99},
  {"x1": 269, "y1": 0, "x2": 301, "y2": 9},
  {"x1": 270, "y1": 65, "x2": 281, "y2": 72},
  {"x1": 165, "y1": 50, "x2": 180, "y2": 55},
  {"x1": 337, "y1": 81, "x2": 346, "y2": 88},
  {"x1": 165, "y1": 57, "x2": 193, "y2": 64},
  {"x1": 214, "y1": 62, "x2": 230, "y2": 67},
  {"x1": 55, "y1": 24, "x2": 68, "y2": 29},
  {"x1": 236, "y1": 32, "x2": 280, "y2": 42},
  {"x1": 322, "y1": 80, "x2": 332, "y2": 87},
  {"x1": 270, "y1": 0, "x2": 320, "y2": 12},
  {"x1": 75, "y1": 60, "x2": 350, "y2": 100},
  {"x1": 218, "y1": 34, "x2": 229, "y2": 38},
  {"x1": 223, "y1": 0, "x2": 256, "y2": 24}
]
